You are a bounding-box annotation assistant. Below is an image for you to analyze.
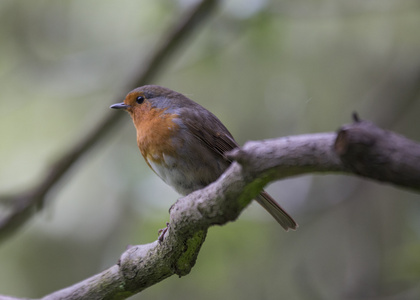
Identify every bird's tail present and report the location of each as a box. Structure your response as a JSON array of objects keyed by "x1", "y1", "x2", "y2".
[{"x1": 255, "y1": 191, "x2": 298, "y2": 231}]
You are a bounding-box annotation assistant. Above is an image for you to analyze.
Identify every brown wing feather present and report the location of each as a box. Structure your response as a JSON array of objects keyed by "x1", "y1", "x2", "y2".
[
  {"x1": 183, "y1": 112, "x2": 238, "y2": 159},
  {"x1": 183, "y1": 110, "x2": 297, "y2": 231}
]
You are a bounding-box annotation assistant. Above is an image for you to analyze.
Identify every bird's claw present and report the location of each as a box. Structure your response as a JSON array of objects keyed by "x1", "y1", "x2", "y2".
[{"x1": 158, "y1": 222, "x2": 170, "y2": 243}]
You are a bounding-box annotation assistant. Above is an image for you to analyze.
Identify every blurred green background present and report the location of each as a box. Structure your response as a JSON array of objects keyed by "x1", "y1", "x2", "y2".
[{"x1": 1, "y1": 0, "x2": 420, "y2": 299}]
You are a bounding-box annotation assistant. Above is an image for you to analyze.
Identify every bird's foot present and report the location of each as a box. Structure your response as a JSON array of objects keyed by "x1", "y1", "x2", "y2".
[{"x1": 158, "y1": 222, "x2": 170, "y2": 243}]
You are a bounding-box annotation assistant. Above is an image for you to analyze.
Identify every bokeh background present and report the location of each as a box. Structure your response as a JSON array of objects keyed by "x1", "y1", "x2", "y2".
[{"x1": 1, "y1": 0, "x2": 420, "y2": 299}]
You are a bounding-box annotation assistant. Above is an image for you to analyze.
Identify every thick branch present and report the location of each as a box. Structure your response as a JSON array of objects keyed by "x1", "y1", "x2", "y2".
[
  {"x1": 1, "y1": 125, "x2": 419, "y2": 299},
  {"x1": 334, "y1": 118, "x2": 420, "y2": 191},
  {"x1": 26, "y1": 134, "x2": 345, "y2": 300},
  {"x1": 0, "y1": 0, "x2": 218, "y2": 243},
  {"x1": 227, "y1": 133, "x2": 345, "y2": 178}
]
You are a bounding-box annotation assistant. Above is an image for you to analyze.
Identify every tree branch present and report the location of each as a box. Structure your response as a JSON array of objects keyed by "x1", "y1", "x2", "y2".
[
  {"x1": 334, "y1": 115, "x2": 420, "y2": 191},
  {"x1": 0, "y1": 0, "x2": 219, "y2": 243},
  {"x1": 1, "y1": 120, "x2": 418, "y2": 300}
]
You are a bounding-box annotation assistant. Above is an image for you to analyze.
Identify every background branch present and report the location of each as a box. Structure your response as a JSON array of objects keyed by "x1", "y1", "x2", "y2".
[{"x1": 0, "y1": 0, "x2": 218, "y2": 243}]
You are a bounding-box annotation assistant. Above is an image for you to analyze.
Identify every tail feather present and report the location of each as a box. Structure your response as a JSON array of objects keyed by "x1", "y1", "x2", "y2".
[{"x1": 255, "y1": 191, "x2": 298, "y2": 231}]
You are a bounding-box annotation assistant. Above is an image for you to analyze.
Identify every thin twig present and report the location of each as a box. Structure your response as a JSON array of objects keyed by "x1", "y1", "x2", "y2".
[{"x1": 0, "y1": 0, "x2": 219, "y2": 243}]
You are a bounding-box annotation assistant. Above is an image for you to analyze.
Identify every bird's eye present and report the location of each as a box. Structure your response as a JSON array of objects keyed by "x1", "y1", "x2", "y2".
[{"x1": 136, "y1": 96, "x2": 144, "y2": 104}]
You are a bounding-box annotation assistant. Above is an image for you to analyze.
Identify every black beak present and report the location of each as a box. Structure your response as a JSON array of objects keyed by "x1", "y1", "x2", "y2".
[{"x1": 110, "y1": 102, "x2": 131, "y2": 110}]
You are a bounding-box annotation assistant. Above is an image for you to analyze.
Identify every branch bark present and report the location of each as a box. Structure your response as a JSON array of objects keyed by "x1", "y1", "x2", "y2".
[
  {"x1": 1, "y1": 120, "x2": 418, "y2": 300},
  {"x1": 0, "y1": 0, "x2": 219, "y2": 244},
  {"x1": 334, "y1": 115, "x2": 420, "y2": 191}
]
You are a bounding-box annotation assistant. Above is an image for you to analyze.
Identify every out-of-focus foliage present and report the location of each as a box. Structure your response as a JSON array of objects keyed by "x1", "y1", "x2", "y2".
[{"x1": 1, "y1": 0, "x2": 420, "y2": 299}]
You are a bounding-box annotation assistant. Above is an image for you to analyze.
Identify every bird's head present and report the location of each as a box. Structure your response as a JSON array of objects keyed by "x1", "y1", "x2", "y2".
[{"x1": 110, "y1": 85, "x2": 195, "y2": 116}]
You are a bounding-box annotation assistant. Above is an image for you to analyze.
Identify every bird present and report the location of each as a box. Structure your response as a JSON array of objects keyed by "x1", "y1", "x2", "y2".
[{"x1": 110, "y1": 85, "x2": 297, "y2": 231}]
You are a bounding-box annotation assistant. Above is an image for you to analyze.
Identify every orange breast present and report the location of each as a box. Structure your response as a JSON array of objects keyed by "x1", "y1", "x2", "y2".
[{"x1": 132, "y1": 102, "x2": 180, "y2": 166}]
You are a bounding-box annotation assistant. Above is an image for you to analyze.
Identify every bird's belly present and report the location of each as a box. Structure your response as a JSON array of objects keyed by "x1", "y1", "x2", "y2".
[{"x1": 147, "y1": 153, "x2": 225, "y2": 196}]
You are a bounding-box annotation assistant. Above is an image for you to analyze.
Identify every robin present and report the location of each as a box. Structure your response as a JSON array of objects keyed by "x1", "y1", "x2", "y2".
[{"x1": 110, "y1": 85, "x2": 297, "y2": 231}]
